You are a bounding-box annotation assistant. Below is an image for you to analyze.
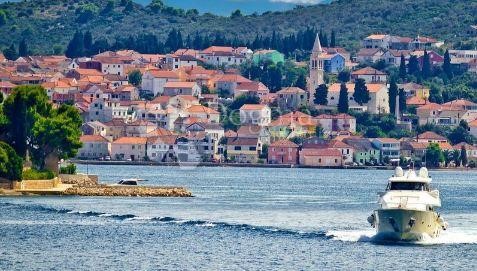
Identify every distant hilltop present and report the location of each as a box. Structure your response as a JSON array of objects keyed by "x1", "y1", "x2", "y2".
[{"x1": 0, "y1": 0, "x2": 473, "y2": 54}]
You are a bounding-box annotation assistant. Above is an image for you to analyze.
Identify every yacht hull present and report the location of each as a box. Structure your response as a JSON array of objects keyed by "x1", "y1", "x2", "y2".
[{"x1": 374, "y1": 209, "x2": 443, "y2": 242}]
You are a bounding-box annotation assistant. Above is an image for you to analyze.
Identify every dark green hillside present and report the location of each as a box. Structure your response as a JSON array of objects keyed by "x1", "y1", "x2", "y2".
[{"x1": 0, "y1": 0, "x2": 476, "y2": 54}]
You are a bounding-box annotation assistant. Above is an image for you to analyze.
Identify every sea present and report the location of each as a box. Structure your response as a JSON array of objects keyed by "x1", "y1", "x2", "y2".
[{"x1": 1, "y1": 165, "x2": 476, "y2": 270}]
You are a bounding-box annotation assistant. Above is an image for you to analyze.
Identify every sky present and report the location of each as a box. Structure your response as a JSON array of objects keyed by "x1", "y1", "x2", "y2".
[{"x1": 0, "y1": 0, "x2": 327, "y2": 16}]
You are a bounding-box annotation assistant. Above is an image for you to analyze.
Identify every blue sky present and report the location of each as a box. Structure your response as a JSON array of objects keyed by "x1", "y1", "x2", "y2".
[{"x1": 0, "y1": 0, "x2": 326, "y2": 16}]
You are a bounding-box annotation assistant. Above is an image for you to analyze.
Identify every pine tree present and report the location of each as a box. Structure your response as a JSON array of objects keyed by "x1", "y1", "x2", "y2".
[
  {"x1": 314, "y1": 84, "x2": 328, "y2": 105},
  {"x1": 388, "y1": 78, "x2": 398, "y2": 115},
  {"x1": 398, "y1": 88, "x2": 407, "y2": 113},
  {"x1": 3, "y1": 44, "x2": 18, "y2": 60},
  {"x1": 294, "y1": 73, "x2": 307, "y2": 90},
  {"x1": 443, "y1": 49, "x2": 453, "y2": 79},
  {"x1": 353, "y1": 78, "x2": 370, "y2": 106},
  {"x1": 65, "y1": 31, "x2": 85, "y2": 58},
  {"x1": 408, "y1": 55, "x2": 420, "y2": 76},
  {"x1": 338, "y1": 83, "x2": 349, "y2": 113},
  {"x1": 422, "y1": 50, "x2": 432, "y2": 79},
  {"x1": 330, "y1": 30, "x2": 336, "y2": 48},
  {"x1": 83, "y1": 31, "x2": 93, "y2": 55},
  {"x1": 399, "y1": 54, "x2": 406, "y2": 79},
  {"x1": 461, "y1": 146, "x2": 468, "y2": 167},
  {"x1": 18, "y1": 39, "x2": 28, "y2": 57}
]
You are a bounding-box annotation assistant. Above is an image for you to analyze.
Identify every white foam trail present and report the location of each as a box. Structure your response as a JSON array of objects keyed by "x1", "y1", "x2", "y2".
[
  {"x1": 421, "y1": 230, "x2": 477, "y2": 245},
  {"x1": 197, "y1": 222, "x2": 216, "y2": 227},
  {"x1": 327, "y1": 229, "x2": 375, "y2": 242},
  {"x1": 327, "y1": 229, "x2": 477, "y2": 244}
]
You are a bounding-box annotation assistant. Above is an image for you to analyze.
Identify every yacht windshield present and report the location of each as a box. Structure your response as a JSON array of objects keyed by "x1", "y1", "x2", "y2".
[{"x1": 389, "y1": 182, "x2": 429, "y2": 191}]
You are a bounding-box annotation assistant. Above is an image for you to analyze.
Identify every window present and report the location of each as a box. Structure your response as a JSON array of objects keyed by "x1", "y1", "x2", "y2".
[
  {"x1": 234, "y1": 146, "x2": 241, "y2": 151},
  {"x1": 250, "y1": 147, "x2": 256, "y2": 151}
]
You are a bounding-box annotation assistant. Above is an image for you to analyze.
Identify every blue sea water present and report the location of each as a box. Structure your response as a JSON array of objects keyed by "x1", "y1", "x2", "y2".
[{"x1": 1, "y1": 166, "x2": 477, "y2": 270}]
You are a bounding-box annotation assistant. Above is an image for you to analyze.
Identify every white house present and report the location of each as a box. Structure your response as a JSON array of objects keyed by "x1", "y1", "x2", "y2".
[
  {"x1": 327, "y1": 83, "x2": 390, "y2": 114},
  {"x1": 141, "y1": 70, "x2": 180, "y2": 96},
  {"x1": 163, "y1": 81, "x2": 201, "y2": 97},
  {"x1": 111, "y1": 137, "x2": 147, "y2": 161},
  {"x1": 315, "y1": 114, "x2": 357, "y2": 135},
  {"x1": 239, "y1": 104, "x2": 271, "y2": 126},
  {"x1": 147, "y1": 135, "x2": 178, "y2": 162},
  {"x1": 77, "y1": 135, "x2": 111, "y2": 159}
]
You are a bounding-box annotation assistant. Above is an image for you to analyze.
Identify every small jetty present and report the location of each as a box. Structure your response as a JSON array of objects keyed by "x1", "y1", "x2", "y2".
[{"x1": 0, "y1": 174, "x2": 192, "y2": 197}]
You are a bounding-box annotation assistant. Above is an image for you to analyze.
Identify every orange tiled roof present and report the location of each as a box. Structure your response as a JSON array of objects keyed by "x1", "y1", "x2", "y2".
[
  {"x1": 187, "y1": 105, "x2": 219, "y2": 115},
  {"x1": 418, "y1": 131, "x2": 447, "y2": 141},
  {"x1": 270, "y1": 139, "x2": 299, "y2": 148},
  {"x1": 113, "y1": 137, "x2": 148, "y2": 144},
  {"x1": 164, "y1": 81, "x2": 197, "y2": 88},
  {"x1": 80, "y1": 135, "x2": 109, "y2": 143},
  {"x1": 240, "y1": 104, "x2": 268, "y2": 110}
]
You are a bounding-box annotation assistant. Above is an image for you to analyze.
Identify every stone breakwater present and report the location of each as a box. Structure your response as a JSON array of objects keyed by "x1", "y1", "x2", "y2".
[
  {"x1": 0, "y1": 174, "x2": 192, "y2": 197},
  {"x1": 59, "y1": 175, "x2": 192, "y2": 197},
  {"x1": 62, "y1": 185, "x2": 192, "y2": 197}
]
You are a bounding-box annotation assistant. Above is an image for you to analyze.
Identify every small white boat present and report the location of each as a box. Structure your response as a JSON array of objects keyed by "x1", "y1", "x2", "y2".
[
  {"x1": 112, "y1": 179, "x2": 148, "y2": 186},
  {"x1": 368, "y1": 167, "x2": 448, "y2": 242}
]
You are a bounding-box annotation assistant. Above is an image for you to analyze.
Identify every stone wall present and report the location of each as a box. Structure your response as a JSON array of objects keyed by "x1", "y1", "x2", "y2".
[
  {"x1": 59, "y1": 174, "x2": 99, "y2": 187},
  {"x1": 19, "y1": 178, "x2": 60, "y2": 190},
  {"x1": 0, "y1": 178, "x2": 12, "y2": 189}
]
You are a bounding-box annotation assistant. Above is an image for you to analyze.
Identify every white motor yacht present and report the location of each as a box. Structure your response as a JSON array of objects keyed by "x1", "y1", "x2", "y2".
[{"x1": 368, "y1": 167, "x2": 448, "y2": 241}]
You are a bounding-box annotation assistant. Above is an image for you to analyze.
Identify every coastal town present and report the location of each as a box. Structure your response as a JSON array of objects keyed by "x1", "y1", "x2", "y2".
[{"x1": 1, "y1": 29, "x2": 477, "y2": 169}]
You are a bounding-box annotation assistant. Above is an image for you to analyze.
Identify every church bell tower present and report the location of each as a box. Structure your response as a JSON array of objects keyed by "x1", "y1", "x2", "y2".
[{"x1": 307, "y1": 34, "x2": 325, "y2": 105}]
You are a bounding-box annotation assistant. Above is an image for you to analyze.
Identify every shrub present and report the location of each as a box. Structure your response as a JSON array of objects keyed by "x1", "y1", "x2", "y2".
[
  {"x1": 59, "y1": 164, "x2": 77, "y2": 175},
  {"x1": 0, "y1": 141, "x2": 23, "y2": 181},
  {"x1": 23, "y1": 168, "x2": 55, "y2": 180}
]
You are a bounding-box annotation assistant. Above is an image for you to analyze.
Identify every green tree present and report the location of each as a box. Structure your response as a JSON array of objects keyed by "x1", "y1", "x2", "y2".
[
  {"x1": 294, "y1": 72, "x2": 307, "y2": 89},
  {"x1": 443, "y1": 49, "x2": 453, "y2": 79},
  {"x1": 65, "y1": 31, "x2": 85, "y2": 58},
  {"x1": 30, "y1": 105, "x2": 82, "y2": 170},
  {"x1": 0, "y1": 141, "x2": 23, "y2": 180},
  {"x1": 338, "y1": 70, "x2": 350, "y2": 83},
  {"x1": 426, "y1": 143, "x2": 444, "y2": 168},
  {"x1": 448, "y1": 120, "x2": 473, "y2": 145},
  {"x1": 123, "y1": 0, "x2": 134, "y2": 13},
  {"x1": 408, "y1": 55, "x2": 420, "y2": 76},
  {"x1": 83, "y1": 31, "x2": 93, "y2": 55},
  {"x1": 398, "y1": 88, "x2": 407, "y2": 114},
  {"x1": 365, "y1": 126, "x2": 385, "y2": 138},
  {"x1": 3, "y1": 44, "x2": 18, "y2": 60},
  {"x1": 399, "y1": 54, "x2": 406, "y2": 79},
  {"x1": 388, "y1": 78, "x2": 398, "y2": 115},
  {"x1": 315, "y1": 126, "x2": 324, "y2": 138},
  {"x1": 231, "y1": 9, "x2": 243, "y2": 18},
  {"x1": 0, "y1": 9, "x2": 7, "y2": 26},
  {"x1": 128, "y1": 70, "x2": 142, "y2": 87},
  {"x1": 453, "y1": 149, "x2": 461, "y2": 166},
  {"x1": 314, "y1": 84, "x2": 328, "y2": 105},
  {"x1": 102, "y1": 0, "x2": 115, "y2": 15},
  {"x1": 2, "y1": 85, "x2": 52, "y2": 157},
  {"x1": 76, "y1": 3, "x2": 99, "y2": 23},
  {"x1": 18, "y1": 39, "x2": 28, "y2": 57},
  {"x1": 148, "y1": 0, "x2": 164, "y2": 13},
  {"x1": 461, "y1": 145, "x2": 468, "y2": 167},
  {"x1": 422, "y1": 50, "x2": 432, "y2": 79},
  {"x1": 353, "y1": 78, "x2": 370, "y2": 106},
  {"x1": 330, "y1": 30, "x2": 336, "y2": 47},
  {"x1": 338, "y1": 83, "x2": 349, "y2": 113}
]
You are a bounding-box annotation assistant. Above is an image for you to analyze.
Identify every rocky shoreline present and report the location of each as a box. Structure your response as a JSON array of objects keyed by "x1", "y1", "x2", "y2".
[
  {"x1": 0, "y1": 174, "x2": 193, "y2": 197},
  {"x1": 62, "y1": 185, "x2": 192, "y2": 197}
]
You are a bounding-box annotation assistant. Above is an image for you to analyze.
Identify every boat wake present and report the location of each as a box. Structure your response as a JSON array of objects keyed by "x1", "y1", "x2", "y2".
[
  {"x1": 2, "y1": 202, "x2": 327, "y2": 239},
  {"x1": 327, "y1": 229, "x2": 477, "y2": 245},
  {"x1": 4, "y1": 202, "x2": 477, "y2": 245}
]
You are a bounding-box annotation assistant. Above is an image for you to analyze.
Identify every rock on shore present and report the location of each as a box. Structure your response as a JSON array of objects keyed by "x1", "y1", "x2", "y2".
[{"x1": 62, "y1": 185, "x2": 192, "y2": 197}]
